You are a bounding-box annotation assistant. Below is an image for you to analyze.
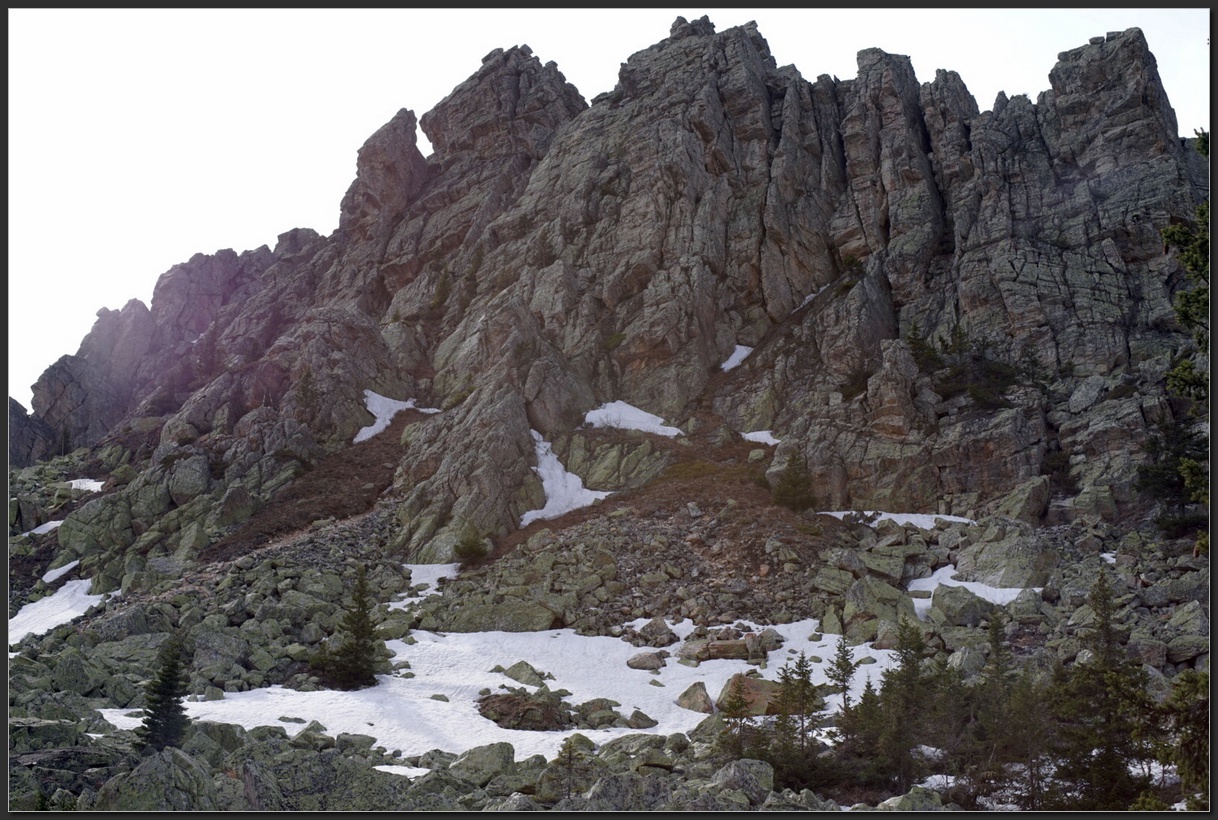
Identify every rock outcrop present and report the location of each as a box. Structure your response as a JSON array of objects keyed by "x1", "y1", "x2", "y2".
[
  {"x1": 9, "y1": 397, "x2": 55, "y2": 468},
  {"x1": 6, "y1": 15, "x2": 1209, "y2": 813},
  {"x1": 17, "y1": 21, "x2": 1204, "y2": 569}
]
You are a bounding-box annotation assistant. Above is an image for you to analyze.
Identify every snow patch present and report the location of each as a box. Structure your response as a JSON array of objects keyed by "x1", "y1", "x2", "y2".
[
  {"x1": 720, "y1": 345, "x2": 753, "y2": 371},
  {"x1": 742, "y1": 430, "x2": 780, "y2": 445},
  {"x1": 42, "y1": 560, "x2": 80, "y2": 584},
  {"x1": 389, "y1": 564, "x2": 461, "y2": 610},
  {"x1": 799, "y1": 283, "x2": 831, "y2": 309},
  {"x1": 521, "y1": 430, "x2": 611, "y2": 526},
  {"x1": 21, "y1": 520, "x2": 63, "y2": 537},
  {"x1": 96, "y1": 616, "x2": 900, "y2": 766},
  {"x1": 583, "y1": 401, "x2": 683, "y2": 437},
  {"x1": 69, "y1": 478, "x2": 105, "y2": 492},
  {"x1": 907, "y1": 565, "x2": 1040, "y2": 621},
  {"x1": 354, "y1": 390, "x2": 440, "y2": 443},
  {"x1": 9, "y1": 579, "x2": 107, "y2": 646},
  {"x1": 820, "y1": 510, "x2": 976, "y2": 529}
]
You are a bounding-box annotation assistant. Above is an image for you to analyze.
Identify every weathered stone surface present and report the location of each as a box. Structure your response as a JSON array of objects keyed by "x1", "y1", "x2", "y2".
[
  {"x1": 676, "y1": 681, "x2": 714, "y2": 714},
  {"x1": 843, "y1": 576, "x2": 917, "y2": 630},
  {"x1": 448, "y1": 741, "x2": 516, "y2": 787},
  {"x1": 4, "y1": 17, "x2": 1209, "y2": 814},
  {"x1": 954, "y1": 526, "x2": 1060, "y2": 588},
  {"x1": 626, "y1": 651, "x2": 667, "y2": 671},
  {"x1": 714, "y1": 673, "x2": 784, "y2": 716},
  {"x1": 438, "y1": 599, "x2": 561, "y2": 633},
  {"x1": 637, "y1": 616, "x2": 680, "y2": 647},
  {"x1": 8, "y1": 718, "x2": 80, "y2": 754},
  {"x1": 477, "y1": 691, "x2": 569, "y2": 732},
  {"x1": 9, "y1": 397, "x2": 56, "y2": 468},
  {"x1": 93, "y1": 748, "x2": 220, "y2": 811},
  {"x1": 708, "y1": 758, "x2": 775, "y2": 806},
  {"x1": 13, "y1": 16, "x2": 1204, "y2": 560},
  {"x1": 1139, "y1": 571, "x2": 1208, "y2": 608},
  {"x1": 1166, "y1": 634, "x2": 1209, "y2": 664},
  {"x1": 502, "y1": 660, "x2": 548, "y2": 687},
  {"x1": 584, "y1": 771, "x2": 674, "y2": 811},
  {"x1": 873, "y1": 784, "x2": 954, "y2": 810},
  {"x1": 929, "y1": 584, "x2": 996, "y2": 628}
]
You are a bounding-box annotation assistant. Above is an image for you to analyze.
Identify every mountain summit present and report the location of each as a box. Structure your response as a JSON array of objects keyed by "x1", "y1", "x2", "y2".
[
  {"x1": 14, "y1": 19, "x2": 1204, "y2": 561},
  {"x1": 7, "y1": 16, "x2": 1209, "y2": 812}
]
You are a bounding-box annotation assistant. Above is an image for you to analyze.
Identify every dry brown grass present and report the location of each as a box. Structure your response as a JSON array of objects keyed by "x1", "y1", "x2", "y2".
[
  {"x1": 203, "y1": 411, "x2": 425, "y2": 562},
  {"x1": 200, "y1": 398, "x2": 811, "y2": 572}
]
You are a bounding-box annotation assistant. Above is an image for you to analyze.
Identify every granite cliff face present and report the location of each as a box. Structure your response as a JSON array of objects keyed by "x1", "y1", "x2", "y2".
[
  {"x1": 7, "y1": 17, "x2": 1210, "y2": 811},
  {"x1": 12, "y1": 19, "x2": 1206, "y2": 565}
]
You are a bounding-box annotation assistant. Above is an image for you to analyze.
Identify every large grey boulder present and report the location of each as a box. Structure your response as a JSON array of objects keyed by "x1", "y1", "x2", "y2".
[
  {"x1": 438, "y1": 598, "x2": 560, "y2": 633},
  {"x1": 1138, "y1": 571, "x2": 1208, "y2": 608},
  {"x1": 954, "y1": 526, "x2": 1059, "y2": 588},
  {"x1": 872, "y1": 784, "x2": 956, "y2": 810},
  {"x1": 8, "y1": 718, "x2": 80, "y2": 755},
  {"x1": 676, "y1": 681, "x2": 715, "y2": 714},
  {"x1": 448, "y1": 741, "x2": 517, "y2": 787},
  {"x1": 93, "y1": 747, "x2": 219, "y2": 811},
  {"x1": 638, "y1": 616, "x2": 680, "y2": 647},
  {"x1": 584, "y1": 771, "x2": 674, "y2": 811},
  {"x1": 929, "y1": 584, "x2": 996, "y2": 628},
  {"x1": 708, "y1": 758, "x2": 775, "y2": 806}
]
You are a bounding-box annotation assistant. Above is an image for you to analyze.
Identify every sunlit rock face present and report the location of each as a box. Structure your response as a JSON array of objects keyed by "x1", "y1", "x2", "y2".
[{"x1": 18, "y1": 19, "x2": 1206, "y2": 560}]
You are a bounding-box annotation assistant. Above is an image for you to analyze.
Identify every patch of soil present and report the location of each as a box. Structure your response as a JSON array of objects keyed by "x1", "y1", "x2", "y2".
[
  {"x1": 484, "y1": 412, "x2": 823, "y2": 568},
  {"x1": 203, "y1": 411, "x2": 427, "y2": 563}
]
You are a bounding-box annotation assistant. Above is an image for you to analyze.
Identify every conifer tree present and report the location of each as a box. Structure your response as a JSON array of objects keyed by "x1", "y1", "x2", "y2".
[
  {"x1": 963, "y1": 613, "x2": 1025, "y2": 800},
  {"x1": 834, "y1": 675, "x2": 888, "y2": 788},
  {"x1": 925, "y1": 658, "x2": 974, "y2": 782},
  {"x1": 1000, "y1": 668, "x2": 1056, "y2": 810},
  {"x1": 1045, "y1": 571, "x2": 1156, "y2": 809},
  {"x1": 772, "y1": 452, "x2": 816, "y2": 512},
  {"x1": 552, "y1": 734, "x2": 595, "y2": 801},
  {"x1": 762, "y1": 652, "x2": 826, "y2": 790},
  {"x1": 717, "y1": 674, "x2": 754, "y2": 760},
  {"x1": 331, "y1": 565, "x2": 380, "y2": 690},
  {"x1": 826, "y1": 635, "x2": 859, "y2": 713},
  {"x1": 1160, "y1": 669, "x2": 1209, "y2": 809},
  {"x1": 775, "y1": 651, "x2": 822, "y2": 756},
  {"x1": 974, "y1": 614, "x2": 1016, "y2": 750},
  {"x1": 136, "y1": 633, "x2": 191, "y2": 752},
  {"x1": 878, "y1": 618, "x2": 930, "y2": 791}
]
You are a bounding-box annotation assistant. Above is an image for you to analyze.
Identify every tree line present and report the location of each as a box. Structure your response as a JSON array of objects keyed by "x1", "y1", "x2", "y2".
[{"x1": 714, "y1": 570, "x2": 1208, "y2": 810}]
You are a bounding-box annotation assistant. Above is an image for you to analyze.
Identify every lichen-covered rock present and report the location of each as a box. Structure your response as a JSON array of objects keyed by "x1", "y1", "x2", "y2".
[
  {"x1": 4, "y1": 17, "x2": 1209, "y2": 814},
  {"x1": 8, "y1": 718, "x2": 80, "y2": 755},
  {"x1": 626, "y1": 651, "x2": 667, "y2": 671},
  {"x1": 708, "y1": 758, "x2": 775, "y2": 806},
  {"x1": 447, "y1": 741, "x2": 517, "y2": 787},
  {"x1": 873, "y1": 784, "x2": 955, "y2": 810},
  {"x1": 954, "y1": 525, "x2": 1061, "y2": 588},
  {"x1": 502, "y1": 660, "x2": 548, "y2": 687},
  {"x1": 637, "y1": 616, "x2": 680, "y2": 647},
  {"x1": 93, "y1": 747, "x2": 220, "y2": 811},
  {"x1": 929, "y1": 584, "x2": 997, "y2": 628}
]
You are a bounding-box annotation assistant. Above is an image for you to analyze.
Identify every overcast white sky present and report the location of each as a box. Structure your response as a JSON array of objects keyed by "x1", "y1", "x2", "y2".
[{"x1": 8, "y1": 8, "x2": 1210, "y2": 412}]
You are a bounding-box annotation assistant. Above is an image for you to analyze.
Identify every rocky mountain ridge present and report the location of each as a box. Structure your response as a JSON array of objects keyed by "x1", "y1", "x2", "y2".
[{"x1": 7, "y1": 15, "x2": 1209, "y2": 811}]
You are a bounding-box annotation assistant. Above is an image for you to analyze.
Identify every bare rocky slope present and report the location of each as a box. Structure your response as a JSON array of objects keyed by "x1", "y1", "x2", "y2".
[{"x1": 8, "y1": 16, "x2": 1209, "y2": 811}]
